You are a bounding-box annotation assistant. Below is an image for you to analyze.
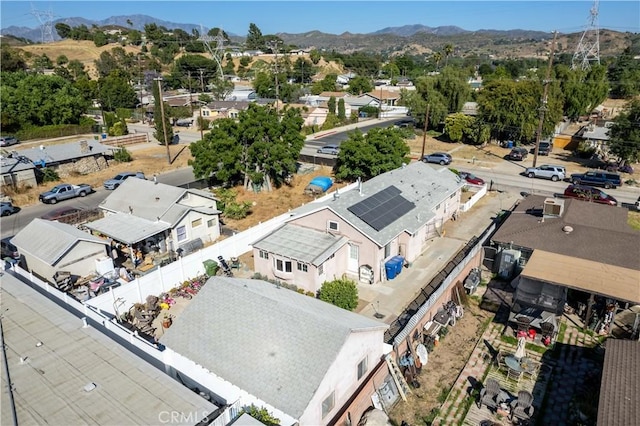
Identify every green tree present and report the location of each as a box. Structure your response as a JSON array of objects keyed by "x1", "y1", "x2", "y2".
[
  {"x1": 556, "y1": 64, "x2": 609, "y2": 120},
  {"x1": 346, "y1": 75, "x2": 373, "y2": 95},
  {"x1": 334, "y1": 127, "x2": 410, "y2": 181},
  {"x1": 444, "y1": 113, "x2": 474, "y2": 142},
  {"x1": 56, "y1": 55, "x2": 69, "y2": 66},
  {"x1": 337, "y1": 98, "x2": 346, "y2": 120},
  {"x1": 608, "y1": 47, "x2": 640, "y2": 99},
  {"x1": 242, "y1": 405, "x2": 280, "y2": 426},
  {"x1": 607, "y1": 99, "x2": 640, "y2": 164},
  {"x1": 435, "y1": 67, "x2": 471, "y2": 113},
  {"x1": 246, "y1": 23, "x2": 264, "y2": 50},
  {"x1": 400, "y1": 78, "x2": 448, "y2": 129},
  {"x1": 318, "y1": 277, "x2": 359, "y2": 311},
  {"x1": 98, "y1": 70, "x2": 138, "y2": 111},
  {"x1": 327, "y1": 96, "x2": 336, "y2": 115},
  {"x1": 1, "y1": 45, "x2": 27, "y2": 72},
  {"x1": 443, "y1": 44, "x2": 454, "y2": 66},
  {"x1": 127, "y1": 29, "x2": 142, "y2": 45},
  {"x1": 309, "y1": 49, "x2": 321, "y2": 64},
  {"x1": 152, "y1": 78, "x2": 174, "y2": 147},
  {"x1": 189, "y1": 104, "x2": 304, "y2": 191},
  {"x1": 33, "y1": 54, "x2": 53, "y2": 72},
  {"x1": 93, "y1": 32, "x2": 108, "y2": 47},
  {"x1": 311, "y1": 74, "x2": 337, "y2": 94}
]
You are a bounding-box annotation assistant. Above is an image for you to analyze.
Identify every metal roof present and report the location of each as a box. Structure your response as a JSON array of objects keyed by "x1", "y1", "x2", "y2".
[
  {"x1": 13, "y1": 140, "x2": 113, "y2": 165},
  {"x1": 0, "y1": 273, "x2": 217, "y2": 426},
  {"x1": 0, "y1": 157, "x2": 36, "y2": 174},
  {"x1": 10, "y1": 218, "x2": 108, "y2": 265},
  {"x1": 160, "y1": 277, "x2": 387, "y2": 419},
  {"x1": 597, "y1": 339, "x2": 640, "y2": 426},
  {"x1": 289, "y1": 161, "x2": 463, "y2": 247},
  {"x1": 99, "y1": 178, "x2": 218, "y2": 227},
  {"x1": 83, "y1": 213, "x2": 171, "y2": 245},
  {"x1": 252, "y1": 224, "x2": 349, "y2": 265}
]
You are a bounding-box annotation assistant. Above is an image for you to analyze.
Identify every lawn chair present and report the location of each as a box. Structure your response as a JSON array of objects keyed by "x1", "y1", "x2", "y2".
[
  {"x1": 510, "y1": 390, "x2": 534, "y2": 423},
  {"x1": 507, "y1": 366, "x2": 522, "y2": 384},
  {"x1": 477, "y1": 378, "x2": 502, "y2": 410},
  {"x1": 522, "y1": 359, "x2": 541, "y2": 381},
  {"x1": 496, "y1": 350, "x2": 508, "y2": 370},
  {"x1": 515, "y1": 316, "x2": 532, "y2": 334}
]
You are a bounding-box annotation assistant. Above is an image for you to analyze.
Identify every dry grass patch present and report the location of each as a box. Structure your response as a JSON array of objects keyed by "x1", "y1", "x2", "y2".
[{"x1": 628, "y1": 211, "x2": 640, "y2": 230}]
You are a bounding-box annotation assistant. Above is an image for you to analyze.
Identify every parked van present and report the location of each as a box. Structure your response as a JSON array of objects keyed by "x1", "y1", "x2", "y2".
[{"x1": 563, "y1": 185, "x2": 617, "y2": 206}]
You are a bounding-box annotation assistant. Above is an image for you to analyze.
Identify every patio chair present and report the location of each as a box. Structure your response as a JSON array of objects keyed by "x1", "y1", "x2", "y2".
[
  {"x1": 510, "y1": 390, "x2": 535, "y2": 423},
  {"x1": 477, "y1": 378, "x2": 502, "y2": 410},
  {"x1": 496, "y1": 350, "x2": 508, "y2": 370},
  {"x1": 507, "y1": 366, "x2": 522, "y2": 384},
  {"x1": 515, "y1": 316, "x2": 532, "y2": 334},
  {"x1": 522, "y1": 360, "x2": 541, "y2": 381},
  {"x1": 541, "y1": 322, "x2": 555, "y2": 338}
]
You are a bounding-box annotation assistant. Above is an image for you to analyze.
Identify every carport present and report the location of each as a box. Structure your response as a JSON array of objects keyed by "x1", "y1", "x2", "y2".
[{"x1": 521, "y1": 250, "x2": 640, "y2": 334}]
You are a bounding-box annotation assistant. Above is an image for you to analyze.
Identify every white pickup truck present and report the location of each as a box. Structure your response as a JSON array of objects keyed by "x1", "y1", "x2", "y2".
[{"x1": 39, "y1": 183, "x2": 94, "y2": 204}]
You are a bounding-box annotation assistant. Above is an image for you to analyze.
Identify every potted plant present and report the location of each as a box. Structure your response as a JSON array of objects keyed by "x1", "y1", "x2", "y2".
[{"x1": 162, "y1": 313, "x2": 173, "y2": 329}]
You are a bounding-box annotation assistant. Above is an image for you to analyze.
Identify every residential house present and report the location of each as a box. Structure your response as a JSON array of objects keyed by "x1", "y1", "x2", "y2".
[
  {"x1": 200, "y1": 100, "x2": 251, "y2": 121},
  {"x1": 10, "y1": 140, "x2": 113, "y2": 177},
  {"x1": 575, "y1": 122, "x2": 612, "y2": 153},
  {"x1": 160, "y1": 276, "x2": 391, "y2": 426},
  {"x1": 461, "y1": 101, "x2": 479, "y2": 116},
  {"x1": 364, "y1": 89, "x2": 401, "y2": 107},
  {"x1": 289, "y1": 48, "x2": 310, "y2": 55},
  {"x1": 287, "y1": 103, "x2": 330, "y2": 128},
  {"x1": 10, "y1": 218, "x2": 110, "y2": 283},
  {"x1": 84, "y1": 178, "x2": 220, "y2": 258},
  {"x1": 252, "y1": 162, "x2": 464, "y2": 293},
  {"x1": 489, "y1": 195, "x2": 640, "y2": 336},
  {"x1": 597, "y1": 339, "x2": 640, "y2": 426},
  {"x1": 1, "y1": 156, "x2": 37, "y2": 188}
]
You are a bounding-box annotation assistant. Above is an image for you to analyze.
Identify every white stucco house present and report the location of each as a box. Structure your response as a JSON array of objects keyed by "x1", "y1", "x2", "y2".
[
  {"x1": 10, "y1": 219, "x2": 110, "y2": 283},
  {"x1": 252, "y1": 161, "x2": 464, "y2": 293},
  {"x1": 160, "y1": 276, "x2": 390, "y2": 426},
  {"x1": 84, "y1": 178, "x2": 220, "y2": 257}
]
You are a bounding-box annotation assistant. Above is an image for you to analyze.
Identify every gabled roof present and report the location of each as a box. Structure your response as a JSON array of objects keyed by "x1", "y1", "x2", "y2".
[
  {"x1": 205, "y1": 100, "x2": 251, "y2": 111},
  {"x1": 597, "y1": 339, "x2": 640, "y2": 426},
  {"x1": 365, "y1": 89, "x2": 400, "y2": 100},
  {"x1": 13, "y1": 141, "x2": 113, "y2": 166},
  {"x1": 289, "y1": 162, "x2": 463, "y2": 246},
  {"x1": 491, "y1": 195, "x2": 640, "y2": 270},
  {"x1": 0, "y1": 157, "x2": 36, "y2": 174},
  {"x1": 83, "y1": 213, "x2": 171, "y2": 245},
  {"x1": 160, "y1": 277, "x2": 387, "y2": 419},
  {"x1": 252, "y1": 224, "x2": 349, "y2": 265},
  {"x1": 98, "y1": 178, "x2": 219, "y2": 227},
  {"x1": 11, "y1": 218, "x2": 108, "y2": 265}
]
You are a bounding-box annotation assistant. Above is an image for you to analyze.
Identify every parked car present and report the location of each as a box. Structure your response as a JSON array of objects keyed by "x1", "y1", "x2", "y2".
[
  {"x1": 0, "y1": 201, "x2": 18, "y2": 216},
  {"x1": 393, "y1": 118, "x2": 415, "y2": 128},
  {"x1": 1, "y1": 238, "x2": 19, "y2": 260},
  {"x1": 563, "y1": 185, "x2": 617, "y2": 206},
  {"x1": 40, "y1": 206, "x2": 85, "y2": 222},
  {"x1": 508, "y1": 147, "x2": 528, "y2": 161},
  {"x1": 570, "y1": 171, "x2": 621, "y2": 189},
  {"x1": 422, "y1": 152, "x2": 452, "y2": 165},
  {"x1": 39, "y1": 183, "x2": 94, "y2": 204},
  {"x1": 103, "y1": 171, "x2": 146, "y2": 190},
  {"x1": 524, "y1": 165, "x2": 566, "y2": 181},
  {"x1": 530, "y1": 141, "x2": 552, "y2": 156},
  {"x1": 458, "y1": 171, "x2": 485, "y2": 185},
  {"x1": 316, "y1": 144, "x2": 340, "y2": 155},
  {"x1": 0, "y1": 136, "x2": 19, "y2": 147},
  {"x1": 175, "y1": 119, "x2": 193, "y2": 127}
]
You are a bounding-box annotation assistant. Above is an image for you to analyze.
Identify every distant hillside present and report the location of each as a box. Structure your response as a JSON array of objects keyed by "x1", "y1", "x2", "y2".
[{"x1": 1, "y1": 13, "x2": 635, "y2": 59}]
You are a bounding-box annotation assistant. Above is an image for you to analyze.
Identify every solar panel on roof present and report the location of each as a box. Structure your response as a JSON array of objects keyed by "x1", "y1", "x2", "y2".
[{"x1": 348, "y1": 185, "x2": 415, "y2": 231}]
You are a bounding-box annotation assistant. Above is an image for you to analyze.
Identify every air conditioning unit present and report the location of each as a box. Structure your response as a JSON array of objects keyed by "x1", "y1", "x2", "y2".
[{"x1": 543, "y1": 198, "x2": 564, "y2": 217}]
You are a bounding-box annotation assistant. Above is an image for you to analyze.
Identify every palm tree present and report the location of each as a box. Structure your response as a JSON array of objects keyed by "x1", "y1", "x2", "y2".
[
  {"x1": 433, "y1": 51, "x2": 443, "y2": 71},
  {"x1": 444, "y1": 44, "x2": 454, "y2": 67}
]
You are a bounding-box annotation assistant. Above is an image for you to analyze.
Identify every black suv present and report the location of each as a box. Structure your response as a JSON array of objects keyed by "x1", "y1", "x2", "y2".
[
  {"x1": 570, "y1": 171, "x2": 622, "y2": 189},
  {"x1": 508, "y1": 147, "x2": 528, "y2": 161}
]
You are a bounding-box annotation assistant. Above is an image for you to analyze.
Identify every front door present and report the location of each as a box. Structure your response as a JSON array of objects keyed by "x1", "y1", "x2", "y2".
[{"x1": 348, "y1": 244, "x2": 359, "y2": 272}]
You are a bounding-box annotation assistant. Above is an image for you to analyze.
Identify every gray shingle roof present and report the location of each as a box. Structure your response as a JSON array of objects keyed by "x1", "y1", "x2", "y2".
[
  {"x1": 597, "y1": 339, "x2": 640, "y2": 426},
  {"x1": 252, "y1": 224, "x2": 349, "y2": 265},
  {"x1": 83, "y1": 213, "x2": 171, "y2": 245},
  {"x1": 99, "y1": 178, "x2": 218, "y2": 226},
  {"x1": 290, "y1": 161, "x2": 463, "y2": 246},
  {"x1": 13, "y1": 140, "x2": 113, "y2": 165},
  {"x1": 11, "y1": 218, "x2": 108, "y2": 264},
  {"x1": 491, "y1": 195, "x2": 640, "y2": 270},
  {"x1": 160, "y1": 277, "x2": 387, "y2": 419},
  {"x1": 1, "y1": 158, "x2": 36, "y2": 174}
]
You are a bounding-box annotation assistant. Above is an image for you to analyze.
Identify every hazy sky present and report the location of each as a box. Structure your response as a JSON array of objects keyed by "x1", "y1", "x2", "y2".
[{"x1": 2, "y1": 1, "x2": 638, "y2": 35}]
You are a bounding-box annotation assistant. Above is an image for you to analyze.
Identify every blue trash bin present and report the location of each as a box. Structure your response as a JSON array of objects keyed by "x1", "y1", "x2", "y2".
[
  {"x1": 392, "y1": 256, "x2": 405, "y2": 275},
  {"x1": 385, "y1": 260, "x2": 398, "y2": 280},
  {"x1": 506, "y1": 140, "x2": 514, "y2": 148}
]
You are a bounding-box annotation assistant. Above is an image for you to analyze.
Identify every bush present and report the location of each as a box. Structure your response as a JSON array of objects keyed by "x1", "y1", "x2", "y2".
[
  {"x1": 318, "y1": 277, "x2": 358, "y2": 311},
  {"x1": 15, "y1": 123, "x2": 94, "y2": 141},
  {"x1": 576, "y1": 141, "x2": 596, "y2": 159},
  {"x1": 40, "y1": 167, "x2": 60, "y2": 183},
  {"x1": 197, "y1": 116, "x2": 210, "y2": 131},
  {"x1": 113, "y1": 147, "x2": 132, "y2": 162}
]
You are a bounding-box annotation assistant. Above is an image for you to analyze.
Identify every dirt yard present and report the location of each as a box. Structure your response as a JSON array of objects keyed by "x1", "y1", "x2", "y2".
[{"x1": 388, "y1": 300, "x2": 492, "y2": 425}]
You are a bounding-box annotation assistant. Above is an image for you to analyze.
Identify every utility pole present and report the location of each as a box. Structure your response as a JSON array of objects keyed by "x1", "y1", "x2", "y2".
[
  {"x1": 267, "y1": 40, "x2": 282, "y2": 114},
  {"x1": 187, "y1": 70, "x2": 194, "y2": 116},
  {"x1": 198, "y1": 68, "x2": 205, "y2": 92},
  {"x1": 198, "y1": 68, "x2": 205, "y2": 140},
  {"x1": 138, "y1": 54, "x2": 144, "y2": 123},
  {"x1": 533, "y1": 30, "x2": 558, "y2": 168},
  {"x1": 155, "y1": 77, "x2": 171, "y2": 164},
  {"x1": 420, "y1": 104, "x2": 430, "y2": 159}
]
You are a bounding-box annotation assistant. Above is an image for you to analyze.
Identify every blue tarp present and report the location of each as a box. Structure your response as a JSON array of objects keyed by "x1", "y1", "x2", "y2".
[{"x1": 309, "y1": 176, "x2": 333, "y2": 192}]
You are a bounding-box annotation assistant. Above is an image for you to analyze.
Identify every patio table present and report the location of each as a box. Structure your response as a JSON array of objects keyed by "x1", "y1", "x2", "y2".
[{"x1": 505, "y1": 355, "x2": 536, "y2": 373}]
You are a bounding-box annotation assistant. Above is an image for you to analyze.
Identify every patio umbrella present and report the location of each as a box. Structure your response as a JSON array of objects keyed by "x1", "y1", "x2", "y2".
[{"x1": 515, "y1": 336, "x2": 527, "y2": 360}]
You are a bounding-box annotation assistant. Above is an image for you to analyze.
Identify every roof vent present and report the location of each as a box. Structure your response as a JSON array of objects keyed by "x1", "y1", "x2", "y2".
[{"x1": 563, "y1": 225, "x2": 574, "y2": 234}]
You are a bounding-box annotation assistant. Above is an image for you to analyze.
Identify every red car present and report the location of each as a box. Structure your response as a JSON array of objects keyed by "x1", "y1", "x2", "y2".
[
  {"x1": 458, "y1": 171, "x2": 485, "y2": 185},
  {"x1": 563, "y1": 185, "x2": 617, "y2": 206}
]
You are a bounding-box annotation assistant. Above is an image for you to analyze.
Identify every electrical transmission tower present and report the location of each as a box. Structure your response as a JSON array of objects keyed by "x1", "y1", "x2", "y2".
[
  {"x1": 572, "y1": 0, "x2": 600, "y2": 70},
  {"x1": 30, "y1": 4, "x2": 56, "y2": 43},
  {"x1": 198, "y1": 25, "x2": 225, "y2": 80}
]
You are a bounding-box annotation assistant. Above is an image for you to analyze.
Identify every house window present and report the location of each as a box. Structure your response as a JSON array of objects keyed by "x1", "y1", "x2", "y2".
[
  {"x1": 318, "y1": 264, "x2": 324, "y2": 275},
  {"x1": 436, "y1": 203, "x2": 441, "y2": 211},
  {"x1": 328, "y1": 220, "x2": 339, "y2": 231},
  {"x1": 450, "y1": 192, "x2": 456, "y2": 199},
  {"x1": 259, "y1": 250, "x2": 269, "y2": 259},
  {"x1": 207, "y1": 218, "x2": 217, "y2": 228},
  {"x1": 357, "y1": 357, "x2": 368, "y2": 380},
  {"x1": 297, "y1": 262, "x2": 308, "y2": 272},
  {"x1": 275, "y1": 259, "x2": 292, "y2": 273},
  {"x1": 176, "y1": 225, "x2": 187, "y2": 242},
  {"x1": 191, "y1": 218, "x2": 202, "y2": 228},
  {"x1": 322, "y1": 391, "x2": 335, "y2": 418}
]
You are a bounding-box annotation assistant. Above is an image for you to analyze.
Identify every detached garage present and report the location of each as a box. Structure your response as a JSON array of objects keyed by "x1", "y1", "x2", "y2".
[{"x1": 11, "y1": 219, "x2": 110, "y2": 283}]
